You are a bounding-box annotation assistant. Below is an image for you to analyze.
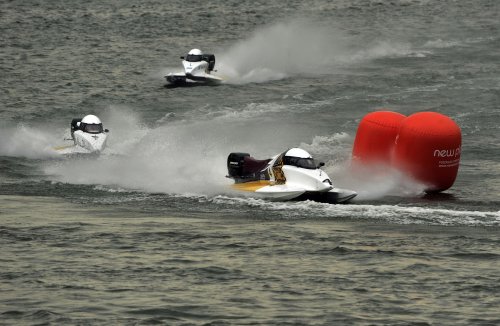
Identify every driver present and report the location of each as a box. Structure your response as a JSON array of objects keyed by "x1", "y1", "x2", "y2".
[
  {"x1": 80, "y1": 115, "x2": 104, "y2": 134},
  {"x1": 71, "y1": 114, "x2": 106, "y2": 139}
]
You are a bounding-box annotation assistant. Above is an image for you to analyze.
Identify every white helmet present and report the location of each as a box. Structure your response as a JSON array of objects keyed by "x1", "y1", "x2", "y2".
[
  {"x1": 283, "y1": 148, "x2": 317, "y2": 169},
  {"x1": 81, "y1": 114, "x2": 102, "y2": 124},
  {"x1": 188, "y1": 48, "x2": 203, "y2": 55},
  {"x1": 285, "y1": 148, "x2": 312, "y2": 159}
]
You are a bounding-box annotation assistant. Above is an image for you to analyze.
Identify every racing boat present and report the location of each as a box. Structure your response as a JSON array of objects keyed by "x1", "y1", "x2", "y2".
[
  {"x1": 165, "y1": 48, "x2": 223, "y2": 86},
  {"x1": 227, "y1": 148, "x2": 357, "y2": 203},
  {"x1": 53, "y1": 115, "x2": 109, "y2": 155}
]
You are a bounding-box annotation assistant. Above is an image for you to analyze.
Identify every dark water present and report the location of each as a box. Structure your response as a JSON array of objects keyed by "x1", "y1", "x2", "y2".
[{"x1": 1, "y1": 0, "x2": 500, "y2": 324}]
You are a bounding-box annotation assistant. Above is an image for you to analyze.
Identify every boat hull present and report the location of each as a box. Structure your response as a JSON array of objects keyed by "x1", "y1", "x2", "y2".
[
  {"x1": 166, "y1": 72, "x2": 222, "y2": 87},
  {"x1": 294, "y1": 188, "x2": 357, "y2": 204},
  {"x1": 53, "y1": 131, "x2": 107, "y2": 156},
  {"x1": 231, "y1": 181, "x2": 356, "y2": 203}
]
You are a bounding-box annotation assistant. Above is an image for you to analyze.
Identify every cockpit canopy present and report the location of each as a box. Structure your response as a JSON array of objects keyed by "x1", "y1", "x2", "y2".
[
  {"x1": 185, "y1": 54, "x2": 203, "y2": 62},
  {"x1": 183, "y1": 49, "x2": 216, "y2": 71},
  {"x1": 283, "y1": 148, "x2": 317, "y2": 169},
  {"x1": 186, "y1": 48, "x2": 203, "y2": 62},
  {"x1": 80, "y1": 115, "x2": 104, "y2": 134},
  {"x1": 81, "y1": 114, "x2": 102, "y2": 125},
  {"x1": 283, "y1": 156, "x2": 317, "y2": 169},
  {"x1": 83, "y1": 123, "x2": 104, "y2": 134},
  {"x1": 71, "y1": 115, "x2": 105, "y2": 136}
]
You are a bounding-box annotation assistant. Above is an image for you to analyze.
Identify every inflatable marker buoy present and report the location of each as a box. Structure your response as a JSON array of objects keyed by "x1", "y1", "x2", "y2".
[
  {"x1": 351, "y1": 110, "x2": 461, "y2": 193},
  {"x1": 392, "y1": 112, "x2": 461, "y2": 192},
  {"x1": 352, "y1": 111, "x2": 406, "y2": 164}
]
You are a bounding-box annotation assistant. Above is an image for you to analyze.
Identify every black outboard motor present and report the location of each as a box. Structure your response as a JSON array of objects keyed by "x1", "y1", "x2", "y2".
[
  {"x1": 70, "y1": 118, "x2": 82, "y2": 139},
  {"x1": 227, "y1": 153, "x2": 250, "y2": 178},
  {"x1": 202, "y1": 54, "x2": 216, "y2": 72}
]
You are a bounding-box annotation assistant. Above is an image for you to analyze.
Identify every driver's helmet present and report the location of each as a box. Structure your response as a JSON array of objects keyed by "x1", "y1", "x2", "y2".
[
  {"x1": 283, "y1": 148, "x2": 317, "y2": 169},
  {"x1": 80, "y1": 115, "x2": 103, "y2": 134},
  {"x1": 186, "y1": 48, "x2": 203, "y2": 62}
]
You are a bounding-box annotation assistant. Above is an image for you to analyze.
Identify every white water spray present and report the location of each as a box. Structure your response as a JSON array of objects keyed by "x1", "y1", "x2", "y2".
[
  {"x1": 0, "y1": 124, "x2": 63, "y2": 159},
  {"x1": 297, "y1": 134, "x2": 426, "y2": 200},
  {"x1": 42, "y1": 105, "x2": 313, "y2": 196},
  {"x1": 216, "y1": 20, "x2": 351, "y2": 84}
]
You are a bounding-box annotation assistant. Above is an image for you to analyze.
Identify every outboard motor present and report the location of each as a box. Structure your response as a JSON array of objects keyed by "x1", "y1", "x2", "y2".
[
  {"x1": 227, "y1": 153, "x2": 250, "y2": 178},
  {"x1": 71, "y1": 118, "x2": 82, "y2": 139},
  {"x1": 203, "y1": 54, "x2": 216, "y2": 72}
]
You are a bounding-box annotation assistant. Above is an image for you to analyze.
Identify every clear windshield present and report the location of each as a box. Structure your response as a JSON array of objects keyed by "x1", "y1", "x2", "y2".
[
  {"x1": 283, "y1": 156, "x2": 317, "y2": 169},
  {"x1": 84, "y1": 123, "x2": 103, "y2": 134},
  {"x1": 186, "y1": 54, "x2": 203, "y2": 62}
]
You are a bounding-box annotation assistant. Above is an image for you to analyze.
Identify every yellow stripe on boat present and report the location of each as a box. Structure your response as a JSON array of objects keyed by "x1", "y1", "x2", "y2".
[
  {"x1": 231, "y1": 180, "x2": 272, "y2": 192},
  {"x1": 53, "y1": 145, "x2": 74, "y2": 151}
]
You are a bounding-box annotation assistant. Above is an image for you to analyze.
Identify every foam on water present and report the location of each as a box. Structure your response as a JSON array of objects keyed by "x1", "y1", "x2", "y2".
[
  {"x1": 182, "y1": 102, "x2": 291, "y2": 122},
  {"x1": 423, "y1": 39, "x2": 462, "y2": 49},
  {"x1": 348, "y1": 40, "x2": 432, "y2": 61},
  {"x1": 209, "y1": 195, "x2": 500, "y2": 226},
  {"x1": 183, "y1": 98, "x2": 339, "y2": 123}
]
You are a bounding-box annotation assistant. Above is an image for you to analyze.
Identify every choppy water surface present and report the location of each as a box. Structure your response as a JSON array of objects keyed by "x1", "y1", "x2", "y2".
[{"x1": 1, "y1": 0, "x2": 500, "y2": 324}]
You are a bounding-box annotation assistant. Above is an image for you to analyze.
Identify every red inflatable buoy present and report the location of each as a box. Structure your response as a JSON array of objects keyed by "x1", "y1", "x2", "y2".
[
  {"x1": 352, "y1": 111, "x2": 406, "y2": 165},
  {"x1": 392, "y1": 112, "x2": 461, "y2": 192}
]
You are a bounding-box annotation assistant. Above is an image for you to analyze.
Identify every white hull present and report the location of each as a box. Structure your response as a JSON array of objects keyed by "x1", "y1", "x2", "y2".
[
  {"x1": 53, "y1": 144, "x2": 100, "y2": 156},
  {"x1": 166, "y1": 50, "x2": 222, "y2": 87},
  {"x1": 227, "y1": 149, "x2": 357, "y2": 204},
  {"x1": 54, "y1": 130, "x2": 107, "y2": 156},
  {"x1": 234, "y1": 183, "x2": 356, "y2": 203}
]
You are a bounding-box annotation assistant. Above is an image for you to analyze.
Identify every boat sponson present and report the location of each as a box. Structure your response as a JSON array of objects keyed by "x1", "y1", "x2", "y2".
[
  {"x1": 185, "y1": 73, "x2": 221, "y2": 84},
  {"x1": 294, "y1": 191, "x2": 357, "y2": 204},
  {"x1": 166, "y1": 74, "x2": 187, "y2": 84}
]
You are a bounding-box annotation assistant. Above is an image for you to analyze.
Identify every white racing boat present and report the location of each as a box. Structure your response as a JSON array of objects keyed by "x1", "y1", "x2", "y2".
[
  {"x1": 165, "y1": 48, "x2": 223, "y2": 86},
  {"x1": 53, "y1": 114, "x2": 109, "y2": 155},
  {"x1": 227, "y1": 148, "x2": 357, "y2": 203}
]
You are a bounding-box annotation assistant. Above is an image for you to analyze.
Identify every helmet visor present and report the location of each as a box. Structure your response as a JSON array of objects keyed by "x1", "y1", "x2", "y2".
[
  {"x1": 284, "y1": 156, "x2": 317, "y2": 169},
  {"x1": 186, "y1": 54, "x2": 203, "y2": 62},
  {"x1": 84, "y1": 123, "x2": 103, "y2": 134}
]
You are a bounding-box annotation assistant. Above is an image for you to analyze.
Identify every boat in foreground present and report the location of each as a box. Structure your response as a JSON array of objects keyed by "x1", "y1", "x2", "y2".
[
  {"x1": 53, "y1": 114, "x2": 109, "y2": 156},
  {"x1": 227, "y1": 148, "x2": 357, "y2": 203}
]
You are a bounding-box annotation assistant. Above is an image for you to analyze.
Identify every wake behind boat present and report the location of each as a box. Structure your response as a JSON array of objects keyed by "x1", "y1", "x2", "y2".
[
  {"x1": 165, "y1": 49, "x2": 223, "y2": 87},
  {"x1": 53, "y1": 114, "x2": 109, "y2": 156},
  {"x1": 227, "y1": 148, "x2": 357, "y2": 203}
]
